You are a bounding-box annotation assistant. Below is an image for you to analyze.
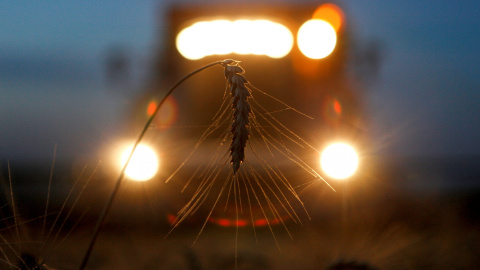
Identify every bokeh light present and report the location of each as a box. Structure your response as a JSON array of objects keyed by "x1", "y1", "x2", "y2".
[
  {"x1": 297, "y1": 19, "x2": 337, "y2": 59},
  {"x1": 312, "y1": 3, "x2": 345, "y2": 32},
  {"x1": 146, "y1": 100, "x2": 156, "y2": 116},
  {"x1": 322, "y1": 96, "x2": 342, "y2": 125},
  {"x1": 320, "y1": 143, "x2": 358, "y2": 180},
  {"x1": 121, "y1": 144, "x2": 159, "y2": 181},
  {"x1": 333, "y1": 99, "x2": 342, "y2": 114},
  {"x1": 176, "y1": 20, "x2": 293, "y2": 60},
  {"x1": 147, "y1": 97, "x2": 178, "y2": 129}
]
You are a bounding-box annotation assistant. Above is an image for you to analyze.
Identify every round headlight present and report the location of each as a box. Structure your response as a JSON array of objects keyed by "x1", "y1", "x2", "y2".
[
  {"x1": 320, "y1": 143, "x2": 358, "y2": 179},
  {"x1": 121, "y1": 144, "x2": 159, "y2": 181},
  {"x1": 297, "y1": 19, "x2": 337, "y2": 59}
]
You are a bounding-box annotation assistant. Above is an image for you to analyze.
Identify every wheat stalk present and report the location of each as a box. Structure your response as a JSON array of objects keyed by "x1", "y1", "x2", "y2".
[
  {"x1": 222, "y1": 61, "x2": 251, "y2": 174},
  {"x1": 77, "y1": 59, "x2": 325, "y2": 269},
  {"x1": 78, "y1": 59, "x2": 236, "y2": 270}
]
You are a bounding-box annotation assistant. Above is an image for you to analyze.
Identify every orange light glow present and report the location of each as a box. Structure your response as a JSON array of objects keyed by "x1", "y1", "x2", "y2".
[
  {"x1": 321, "y1": 96, "x2": 342, "y2": 125},
  {"x1": 147, "y1": 101, "x2": 156, "y2": 116},
  {"x1": 206, "y1": 216, "x2": 288, "y2": 227},
  {"x1": 254, "y1": 219, "x2": 268, "y2": 227},
  {"x1": 208, "y1": 218, "x2": 248, "y2": 227},
  {"x1": 235, "y1": 219, "x2": 248, "y2": 227},
  {"x1": 147, "y1": 97, "x2": 178, "y2": 129},
  {"x1": 167, "y1": 214, "x2": 176, "y2": 225},
  {"x1": 312, "y1": 3, "x2": 345, "y2": 32},
  {"x1": 217, "y1": 219, "x2": 231, "y2": 227},
  {"x1": 333, "y1": 99, "x2": 342, "y2": 115}
]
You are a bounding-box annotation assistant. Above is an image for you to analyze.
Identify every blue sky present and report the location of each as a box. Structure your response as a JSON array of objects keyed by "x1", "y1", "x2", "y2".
[
  {"x1": 0, "y1": 0, "x2": 159, "y2": 161},
  {"x1": 1, "y1": 0, "x2": 479, "y2": 161}
]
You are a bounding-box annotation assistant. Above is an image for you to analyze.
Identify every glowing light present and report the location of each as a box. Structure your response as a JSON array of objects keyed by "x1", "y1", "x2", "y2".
[
  {"x1": 147, "y1": 101, "x2": 156, "y2": 116},
  {"x1": 297, "y1": 19, "x2": 337, "y2": 59},
  {"x1": 333, "y1": 99, "x2": 342, "y2": 115},
  {"x1": 207, "y1": 216, "x2": 286, "y2": 227},
  {"x1": 322, "y1": 97, "x2": 342, "y2": 125},
  {"x1": 254, "y1": 219, "x2": 268, "y2": 227},
  {"x1": 312, "y1": 3, "x2": 345, "y2": 32},
  {"x1": 217, "y1": 219, "x2": 231, "y2": 227},
  {"x1": 121, "y1": 144, "x2": 159, "y2": 181},
  {"x1": 176, "y1": 20, "x2": 293, "y2": 60},
  {"x1": 157, "y1": 97, "x2": 178, "y2": 128},
  {"x1": 236, "y1": 219, "x2": 248, "y2": 227},
  {"x1": 320, "y1": 143, "x2": 358, "y2": 179},
  {"x1": 147, "y1": 97, "x2": 178, "y2": 128}
]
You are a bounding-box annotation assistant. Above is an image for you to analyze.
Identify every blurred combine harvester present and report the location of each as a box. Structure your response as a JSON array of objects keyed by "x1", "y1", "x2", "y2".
[{"x1": 113, "y1": 1, "x2": 379, "y2": 226}]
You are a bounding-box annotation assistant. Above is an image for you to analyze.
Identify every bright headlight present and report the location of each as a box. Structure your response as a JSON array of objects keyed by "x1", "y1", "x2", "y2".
[
  {"x1": 297, "y1": 19, "x2": 337, "y2": 59},
  {"x1": 176, "y1": 20, "x2": 294, "y2": 60},
  {"x1": 121, "y1": 144, "x2": 159, "y2": 181},
  {"x1": 320, "y1": 143, "x2": 358, "y2": 180}
]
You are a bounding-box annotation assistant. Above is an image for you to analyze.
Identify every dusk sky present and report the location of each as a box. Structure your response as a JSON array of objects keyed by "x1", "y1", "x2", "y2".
[{"x1": 1, "y1": 0, "x2": 479, "y2": 162}]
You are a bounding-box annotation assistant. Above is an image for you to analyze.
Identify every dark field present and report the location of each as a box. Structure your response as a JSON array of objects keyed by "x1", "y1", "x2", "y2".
[{"x1": 1, "y1": 156, "x2": 479, "y2": 269}]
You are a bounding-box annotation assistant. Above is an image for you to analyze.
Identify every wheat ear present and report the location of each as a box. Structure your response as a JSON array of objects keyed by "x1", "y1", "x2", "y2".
[{"x1": 222, "y1": 62, "x2": 251, "y2": 174}]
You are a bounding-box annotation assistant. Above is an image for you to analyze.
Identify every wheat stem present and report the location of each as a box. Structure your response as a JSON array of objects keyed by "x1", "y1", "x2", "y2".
[{"x1": 78, "y1": 59, "x2": 236, "y2": 270}]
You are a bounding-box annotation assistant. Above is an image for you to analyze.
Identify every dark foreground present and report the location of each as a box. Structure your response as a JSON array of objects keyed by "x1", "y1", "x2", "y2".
[{"x1": 1, "y1": 156, "x2": 479, "y2": 269}]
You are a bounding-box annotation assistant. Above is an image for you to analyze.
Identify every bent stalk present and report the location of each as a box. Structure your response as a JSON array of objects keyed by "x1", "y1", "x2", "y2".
[{"x1": 78, "y1": 59, "x2": 237, "y2": 270}]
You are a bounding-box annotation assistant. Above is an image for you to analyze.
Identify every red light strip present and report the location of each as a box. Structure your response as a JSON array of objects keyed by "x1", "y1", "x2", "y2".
[{"x1": 167, "y1": 214, "x2": 289, "y2": 228}]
